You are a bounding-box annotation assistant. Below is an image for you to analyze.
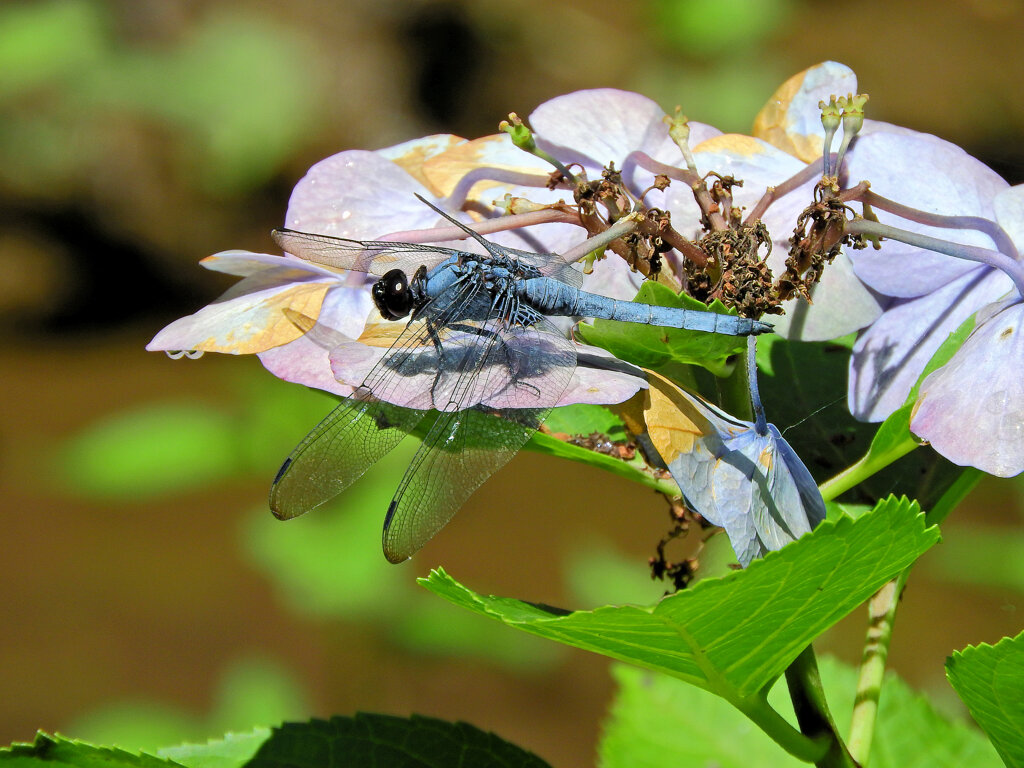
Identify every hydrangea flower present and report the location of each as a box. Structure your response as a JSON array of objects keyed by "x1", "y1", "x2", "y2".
[
  {"x1": 149, "y1": 59, "x2": 1024, "y2": 562},
  {"x1": 840, "y1": 154, "x2": 1024, "y2": 477},
  {"x1": 724, "y1": 63, "x2": 1024, "y2": 478}
]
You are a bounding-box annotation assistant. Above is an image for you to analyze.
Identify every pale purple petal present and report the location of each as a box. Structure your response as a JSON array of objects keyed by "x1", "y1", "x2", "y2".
[
  {"x1": 257, "y1": 284, "x2": 375, "y2": 396},
  {"x1": 844, "y1": 131, "x2": 1008, "y2": 297},
  {"x1": 553, "y1": 347, "x2": 646, "y2": 407},
  {"x1": 285, "y1": 150, "x2": 445, "y2": 238},
  {"x1": 529, "y1": 88, "x2": 720, "y2": 206},
  {"x1": 329, "y1": 332, "x2": 644, "y2": 410},
  {"x1": 994, "y1": 183, "x2": 1024, "y2": 252},
  {"x1": 530, "y1": 89, "x2": 673, "y2": 167},
  {"x1": 911, "y1": 299, "x2": 1024, "y2": 477},
  {"x1": 849, "y1": 266, "x2": 1014, "y2": 421},
  {"x1": 769, "y1": 252, "x2": 884, "y2": 341}
]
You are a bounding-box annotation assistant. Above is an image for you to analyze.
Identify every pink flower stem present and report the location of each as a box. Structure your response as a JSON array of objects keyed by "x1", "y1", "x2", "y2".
[
  {"x1": 744, "y1": 158, "x2": 829, "y2": 225},
  {"x1": 381, "y1": 208, "x2": 583, "y2": 244},
  {"x1": 621, "y1": 151, "x2": 728, "y2": 231},
  {"x1": 845, "y1": 219, "x2": 1024, "y2": 298},
  {"x1": 853, "y1": 189, "x2": 1019, "y2": 260},
  {"x1": 446, "y1": 167, "x2": 568, "y2": 210}
]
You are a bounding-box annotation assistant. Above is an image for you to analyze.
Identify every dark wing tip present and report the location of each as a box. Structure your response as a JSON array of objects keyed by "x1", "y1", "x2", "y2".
[
  {"x1": 269, "y1": 458, "x2": 304, "y2": 520},
  {"x1": 382, "y1": 499, "x2": 412, "y2": 564}
]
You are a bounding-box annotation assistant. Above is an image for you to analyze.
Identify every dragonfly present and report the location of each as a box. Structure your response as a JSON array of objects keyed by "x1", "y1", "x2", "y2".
[{"x1": 269, "y1": 198, "x2": 773, "y2": 562}]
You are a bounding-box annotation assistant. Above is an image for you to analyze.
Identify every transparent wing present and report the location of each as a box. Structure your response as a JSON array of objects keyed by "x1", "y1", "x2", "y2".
[
  {"x1": 269, "y1": 396, "x2": 426, "y2": 520},
  {"x1": 269, "y1": 275, "x2": 487, "y2": 519},
  {"x1": 381, "y1": 314, "x2": 576, "y2": 562},
  {"x1": 274, "y1": 226, "x2": 586, "y2": 290},
  {"x1": 500, "y1": 243, "x2": 584, "y2": 289},
  {"x1": 272, "y1": 228, "x2": 462, "y2": 276}
]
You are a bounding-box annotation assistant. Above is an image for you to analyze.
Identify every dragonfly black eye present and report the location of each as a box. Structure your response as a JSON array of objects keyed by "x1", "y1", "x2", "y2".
[{"x1": 372, "y1": 269, "x2": 414, "y2": 320}]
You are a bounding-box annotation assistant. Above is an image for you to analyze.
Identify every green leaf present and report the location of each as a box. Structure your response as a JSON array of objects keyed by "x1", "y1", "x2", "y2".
[
  {"x1": 526, "y1": 429, "x2": 670, "y2": 493},
  {"x1": 540, "y1": 403, "x2": 626, "y2": 439},
  {"x1": 521, "y1": 400, "x2": 671, "y2": 493},
  {"x1": 947, "y1": 631, "x2": 1024, "y2": 767},
  {"x1": 600, "y1": 663, "x2": 792, "y2": 768},
  {"x1": 243, "y1": 715, "x2": 552, "y2": 768},
  {"x1": 0, "y1": 733, "x2": 184, "y2": 768},
  {"x1": 159, "y1": 730, "x2": 269, "y2": 768},
  {"x1": 600, "y1": 657, "x2": 1001, "y2": 768},
  {"x1": 576, "y1": 282, "x2": 746, "y2": 376},
  {"x1": 421, "y1": 496, "x2": 938, "y2": 698}
]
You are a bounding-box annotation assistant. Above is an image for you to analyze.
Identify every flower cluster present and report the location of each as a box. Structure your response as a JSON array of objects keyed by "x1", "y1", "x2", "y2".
[{"x1": 150, "y1": 60, "x2": 1023, "y2": 564}]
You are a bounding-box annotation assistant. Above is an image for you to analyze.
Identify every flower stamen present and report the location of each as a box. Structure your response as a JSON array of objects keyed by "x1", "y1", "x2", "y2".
[{"x1": 500, "y1": 112, "x2": 578, "y2": 184}]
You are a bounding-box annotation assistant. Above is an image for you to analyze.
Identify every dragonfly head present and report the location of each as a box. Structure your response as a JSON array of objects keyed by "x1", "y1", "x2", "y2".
[{"x1": 372, "y1": 268, "x2": 416, "y2": 321}]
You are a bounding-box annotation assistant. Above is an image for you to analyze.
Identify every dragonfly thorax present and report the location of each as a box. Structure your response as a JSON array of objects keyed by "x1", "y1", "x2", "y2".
[{"x1": 372, "y1": 267, "x2": 426, "y2": 320}]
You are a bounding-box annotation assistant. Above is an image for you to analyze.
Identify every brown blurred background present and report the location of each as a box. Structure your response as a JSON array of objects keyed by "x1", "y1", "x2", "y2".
[{"x1": 2, "y1": 1, "x2": 1023, "y2": 766}]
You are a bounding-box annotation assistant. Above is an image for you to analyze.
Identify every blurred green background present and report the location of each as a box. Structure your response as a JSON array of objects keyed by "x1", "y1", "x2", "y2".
[{"x1": 2, "y1": 2, "x2": 1023, "y2": 767}]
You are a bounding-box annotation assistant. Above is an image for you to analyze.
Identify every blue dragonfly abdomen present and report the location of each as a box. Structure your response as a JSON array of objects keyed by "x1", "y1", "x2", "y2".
[{"x1": 520, "y1": 275, "x2": 773, "y2": 335}]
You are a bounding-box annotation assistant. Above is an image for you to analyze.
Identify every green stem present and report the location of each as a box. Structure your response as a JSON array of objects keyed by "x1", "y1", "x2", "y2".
[
  {"x1": 818, "y1": 433, "x2": 917, "y2": 502},
  {"x1": 848, "y1": 573, "x2": 906, "y2": 765},
  {"x1": 843, "y1": 462, "x2": 978, "y2": 765},
  {"x1": 731, "y1": 691, "x2": 829, "y2": 763},
  {"x1": 785, "y1": 646, "x2": 858, "y2": 767},
  {"x1": 845, "y1": 467, "x2": 980, "y2": 765}
]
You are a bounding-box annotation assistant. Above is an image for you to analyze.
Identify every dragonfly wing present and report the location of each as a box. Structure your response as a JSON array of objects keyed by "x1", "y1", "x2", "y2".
[
  {"x1": 381, "y1": 314, "x2": 576, "y2": 562},
  {"x1": 272, "y1": 228, "x2": 460, "y2": 277},
  {"x1": 269, "y1": 275, "x2": 487, "y2": 518},
  {"x1": 269, "y1": 395, "x2": 427, "y2": 519}
]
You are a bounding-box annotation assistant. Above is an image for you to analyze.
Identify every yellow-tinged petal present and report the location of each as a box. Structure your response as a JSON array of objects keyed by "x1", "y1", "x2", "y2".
[
  {"x1": 421, "y1": 134, "x2": 544, "y2": 200},
  {"x1": 196, "y1": 281, "x2": 331, "y2": 354},
  {"x1": 644, "y1": 371, "x2": 714, "y2": 460},
  {"x1": 753, "y1": 69, "x2": 820, "y2": 162},
  {"x1": 752, "y1": 62, "x2": 857, "y2": 164},
  {"x1": 692, "y1": 133, "x2": 774, "y2": 158},
  {"x1": 356, "y1": 317, "x2": 436, "y2": 349},
  {"x1": 384, "y1": 134, "x2": 467, "y2": 194}
]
